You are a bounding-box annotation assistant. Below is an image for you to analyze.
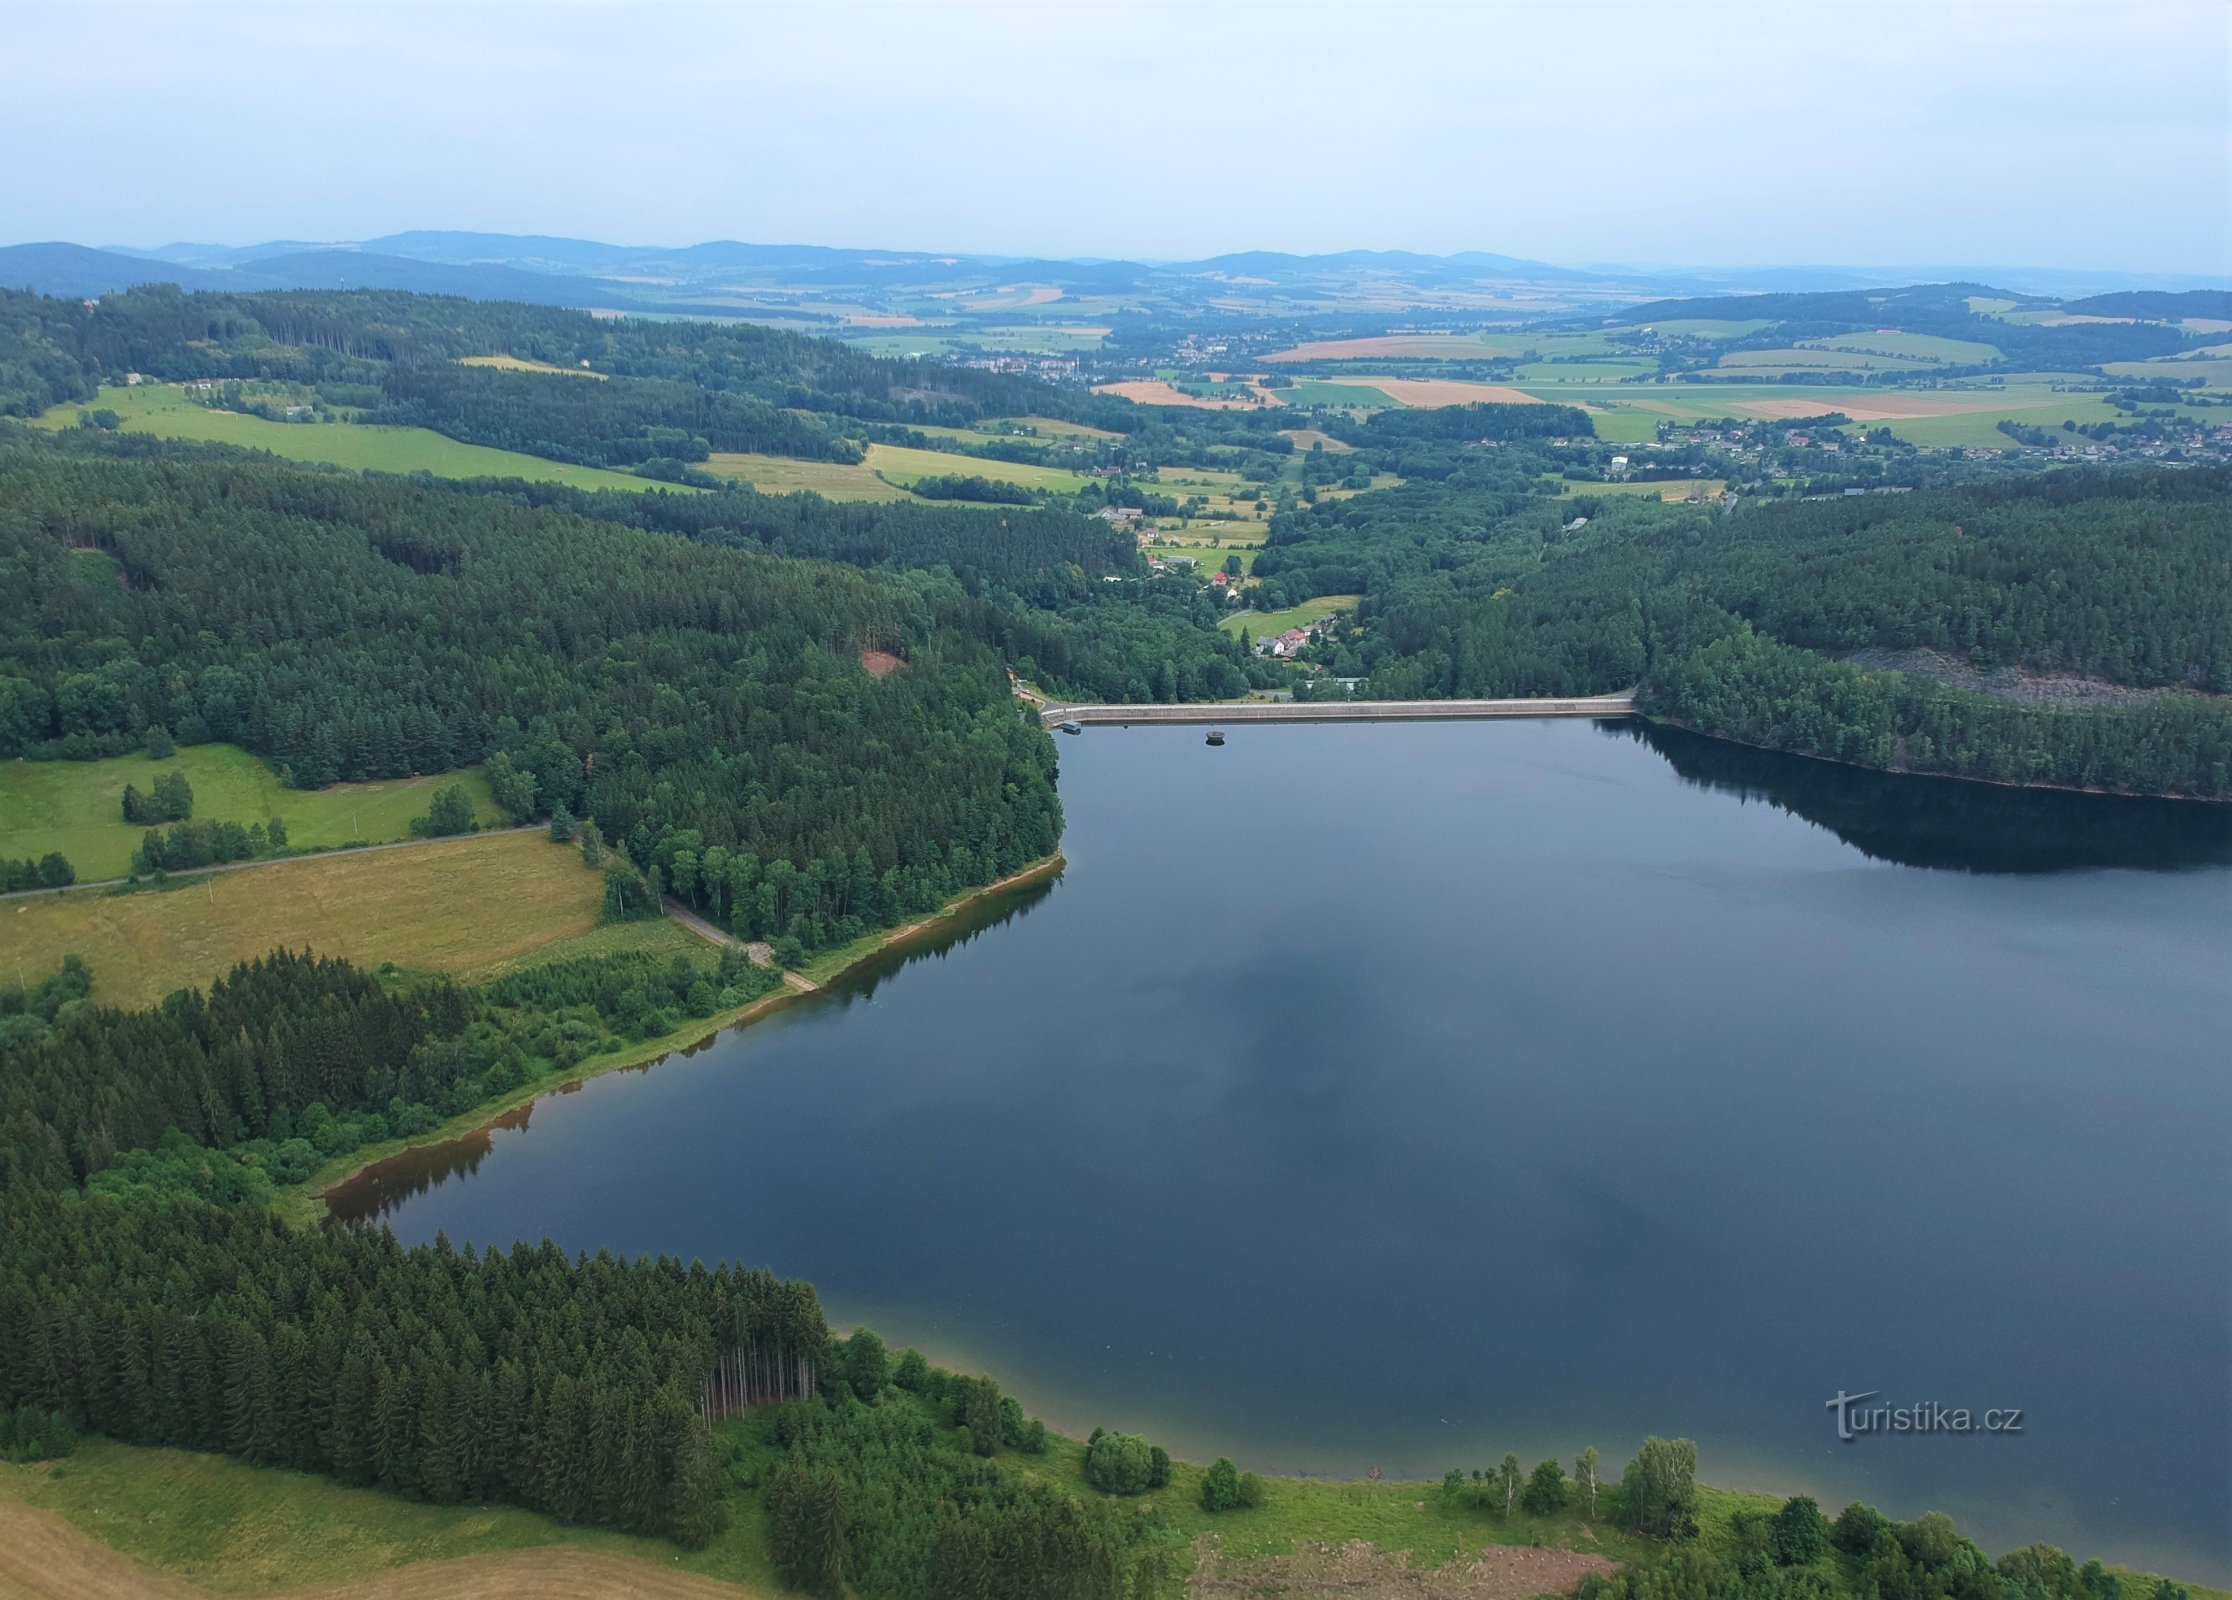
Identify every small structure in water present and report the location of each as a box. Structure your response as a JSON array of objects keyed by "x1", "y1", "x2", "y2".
[
  {"x1": 1206, "y1": 730, "x2": 1225, "y2": 746},
  {"x1": 1059, "y1": 720, "x2": 1083, "y2": 735}
]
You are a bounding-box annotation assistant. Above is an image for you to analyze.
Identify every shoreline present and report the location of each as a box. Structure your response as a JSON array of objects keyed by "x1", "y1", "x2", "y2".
[
  {"x1": 283, "y1": 850, "x2": 1066, "y2": 1227},
  {"x1": 1642, "y1": 712, "x2": 2232, "y2": 805}
]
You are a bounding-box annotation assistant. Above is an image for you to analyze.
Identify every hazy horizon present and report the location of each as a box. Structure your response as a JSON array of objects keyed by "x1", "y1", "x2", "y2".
[{"x1": 4, "y1": 0, "x2": 2225, "y2": 280}]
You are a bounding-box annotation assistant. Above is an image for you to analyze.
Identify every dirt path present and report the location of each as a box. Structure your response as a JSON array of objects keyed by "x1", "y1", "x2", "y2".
[
  {"x1": 0, "y1": 1496, "x2": 768, "y2": 1600},
  {"x1": 659, "y1": 901, "x2": 817, "y2": 991}
]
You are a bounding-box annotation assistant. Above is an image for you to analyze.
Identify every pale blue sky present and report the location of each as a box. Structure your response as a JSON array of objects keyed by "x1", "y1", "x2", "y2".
[{"x1": 4, "y1": 0, "x2": 2226, "y2": 274}]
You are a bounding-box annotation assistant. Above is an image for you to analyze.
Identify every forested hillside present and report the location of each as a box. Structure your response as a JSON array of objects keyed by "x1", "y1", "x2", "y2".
[
  {"x1": 1268, "y1": 456, "x2": 2232, "y2": 797},
  {"x1": 0, "y1": 442, "x2": 1062, "y2": 953},
  {"x1": 0, "y1": 283, "x2": 1090, "y2": 426}
]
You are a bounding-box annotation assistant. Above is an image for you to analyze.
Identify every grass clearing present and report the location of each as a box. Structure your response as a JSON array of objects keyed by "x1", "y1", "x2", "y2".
[
  {"x1": 1220, "y1": 594, "x2": 1360, "y2": 637},
  {"x1": 1639, "y1": 318, "x2": 1775, "y2": 339},
  {"x1": 863, "y1": 442, "x2": 1094, "y2": 494},
  {"x1": 1274, "y1": 379, "x2": 1399, "y2": 409},
  {"x1": 1716, "y1": 347, "x2": 1932, "y2": 373},
  {"x1": 36, "y1": 386, "x2": 677, "y2": 494},
  {"x1": 0, "y1": 830, "x2": 607, "y2": 1008},
  {"x1": 4, "y1": 1422, "x2": 2223, "y2": 1600},
  {"x1": 701, "y1": 443, "x2": 1095, "y2": 500},
  {"x1": 0, "y1": 745, "x2": 499, "y2": 883},
  {"x1": 455, "y1": 354, "x2": 605, "y2": 378},
  {"x1": 1559, "y1": 478, "x2": 1726, "y2": 501},
  {"x1": 1805, "y1": 330, "x2": 2002, "y2": 364},
  {"x1": 698, "y1": 452, "x2": 913, "y2": 500},
  {"x1": 997, "y1": 414, "x2": 1124, "y2": 439},
  {"x1": 0, "y1": 1442, "x2": 777, "y2": 1598}
]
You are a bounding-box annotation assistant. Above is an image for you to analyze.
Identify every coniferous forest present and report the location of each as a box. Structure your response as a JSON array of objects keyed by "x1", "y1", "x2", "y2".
[{"x1": 0, "y1": 269, "x2": 2225, "y2": 1600}]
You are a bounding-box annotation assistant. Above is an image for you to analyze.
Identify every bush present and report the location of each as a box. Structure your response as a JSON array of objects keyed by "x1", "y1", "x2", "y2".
[
  {"x1": 410, "y1": 783, "x2": 477, "y2": 838},
  {"x1": 1770, "y1": 1496, "x2": 1826, "y2": 1566},
  {"x1": 1832, "y1": 1501, "x2": 1892, "y2": 1558},
  {"x1": 1083, "y1": 1429, "x2": 1160, "y2": 1496},
  {"x1": 1201, "y1": 1456, "x2": 1240, "y2": 1511},
  {"x1": 1524, "y1": 1457, "x2": 1570, "y2": 1514}
]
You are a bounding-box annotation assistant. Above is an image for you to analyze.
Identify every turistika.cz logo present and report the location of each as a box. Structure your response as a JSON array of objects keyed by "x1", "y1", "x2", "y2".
[{"x1": 1826, "y1": 1391, "x2": 2024, "y2": 1442}]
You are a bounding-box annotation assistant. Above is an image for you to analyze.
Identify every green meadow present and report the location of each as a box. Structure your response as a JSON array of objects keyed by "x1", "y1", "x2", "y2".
[
  {"x1": 1221, "y1": 593, "x2": 1360, "y2": 637},
  {"x1": 863, "y1": 442, "x2": 1096, "y2": 493},
  {"x1": 0, "y1": 744, "x2": 500, "y2": 883},
  {"x1": 1805, "y1": 330, "x2": 2003, "y2": 364},
  {"x1": 1275, "y1": 379, "x2": 1401, "y2": 409},
  {"x1": 36, "y1": 385, "x2": 676, "y2": 494}
]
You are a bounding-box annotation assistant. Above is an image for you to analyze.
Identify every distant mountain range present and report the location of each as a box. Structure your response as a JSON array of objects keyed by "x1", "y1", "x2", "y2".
[{"x1": 2, "y1": 233, "x2": 2221, "y2": 315}]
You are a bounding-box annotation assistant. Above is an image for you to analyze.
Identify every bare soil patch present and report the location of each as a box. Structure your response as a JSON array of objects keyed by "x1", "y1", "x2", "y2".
[
  {"x1": 1282, "y1": 428, "x2": 1354, "y2": 452},
  {"x1": 860, "y1": 648, "x2": 904, "y2": 677},
  {"x1": 1192, "y1": 1536, "x2": 1617, "y2": 1600}
]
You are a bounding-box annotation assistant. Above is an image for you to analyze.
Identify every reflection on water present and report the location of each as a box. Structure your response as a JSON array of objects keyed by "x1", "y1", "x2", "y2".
[
  {"x1": 322, "y1": 721, "x2": 2231, "y2": 1580},
  {"x1": 1621, "y1": 720, "x2": 2232, "y2": 873},
  {"x1": 323, "y1": 871, "x2": 1059, "y2": 1225}
]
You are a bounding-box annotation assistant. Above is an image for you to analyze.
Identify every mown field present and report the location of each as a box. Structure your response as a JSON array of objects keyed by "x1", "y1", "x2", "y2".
[
  {"x1": 697, "y1": 451, "x2": 913, "y2": 500},
  {"x1": 699, "y1": 441, "x2": 1095, "y2": 501},
  {"x1": 1273, "y1": 378, "x2": 1399, "y2": 409},
  {"x1": 0, "y1": 745, "x2": 500, "y2": 883},
  {"x1": 1220, "y1": 594, "x2": 1360, "y2": 637},
  {"x1": 0, "y1": 1442, "x2": 778, "y2": 1599},
  {"x1": 0, "y1": 829, "x2": 648, "y2": 1008},
  {"x1": 1507, "y1": 378, "x2": 2197, "y2": 446},
  {"x1": 1803, "y1": 330, "x2": 2004, "y2": 365},
  {"x1": 863, "y1": 441, "x2": 1095, "y2": 493},
  {"x1": 35, "y1": 385, "x2": 671, "y2": 493},
  {"x1": 455, "y1": 354, "x2": 606, "y2": 378}
]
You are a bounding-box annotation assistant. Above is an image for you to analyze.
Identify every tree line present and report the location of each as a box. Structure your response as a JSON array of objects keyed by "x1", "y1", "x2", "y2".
[{"x1": 1263, "y1": 459, "x2": 2232, "y2": 797}]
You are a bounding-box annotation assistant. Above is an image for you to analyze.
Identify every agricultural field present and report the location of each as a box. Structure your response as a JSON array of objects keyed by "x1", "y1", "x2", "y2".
[
  {"x1": 1220, "y1": 593, "x2": 1360, "y2": 637},
  {"x1": 1638, "y1": 317, "x2": 1775, "y2": 339},
  {"x1": 0, "y1": 829, "x2": 625, "y2": 1008},
  {"x1": 863, "y1": 442, "x2": 1095, "y2": 493},
  {"x1": 34, "y1": 385, "x2": 675, "y2": 493},
  {"x1": 1265, "y1": 332, "x2": 1531, "y2": 362},
  {"x1": 997, "y1": 414, "x2": 1124, "y2": 439},
  {"x1": 455, "y1": 354, "x2": 606, "y2": 377},
  {"x1": 1091, "y1": 378, "x2": 1277, "y2": 409},
  {"x1": 1507, "y1": 377, "x2": 2197, "y2": 447},
  {"x1": 1559, "y1": 477, "x2": 1727, "y2": 500},
  {"x1": 0, "y1": 745, "x2": 500, "y2": 883},
  {"x1": 697, "y1": 451, "x2": 913, "y2": 499},
  {"x1": 1512, "y1": 359, "x2": 1656, "y2": 382},
  {"x1": 1715, "y1": 347, "x2": 1933, "y2": 373},
  {"x1": 667, "y1": 441, "x2": 1101, "y2": 501},
  {"x1": 1271, "y1": 378, "x2": 1399, "y2": 409},
  {"x1": 1803, "y1": 330, "x2": 2004, "y2": 364}
]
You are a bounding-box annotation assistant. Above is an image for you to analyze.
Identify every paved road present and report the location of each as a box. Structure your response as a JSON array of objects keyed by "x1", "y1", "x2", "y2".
[
  {"x1": 1038, "y1": 693, "x2": 1637, "y2": 728},
  {"x1": 0, "y1": 824, "x2": 545, "y2": 903}
]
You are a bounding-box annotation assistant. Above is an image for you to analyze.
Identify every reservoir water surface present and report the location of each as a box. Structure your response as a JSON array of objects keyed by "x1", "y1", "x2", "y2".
[{"x1": 332, "y1": 719, "x2": 2232, "y2": 1580}]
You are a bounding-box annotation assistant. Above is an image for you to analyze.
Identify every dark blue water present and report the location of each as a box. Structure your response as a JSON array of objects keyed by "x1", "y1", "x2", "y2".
[{"x1": 338, "y1": 720, "x2": 2232, "y2": 1580}]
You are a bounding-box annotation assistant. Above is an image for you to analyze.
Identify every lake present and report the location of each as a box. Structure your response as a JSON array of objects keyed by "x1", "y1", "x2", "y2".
[{"x1": 332, "y1": 719, "x2": 2232, "y2": 1581}]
